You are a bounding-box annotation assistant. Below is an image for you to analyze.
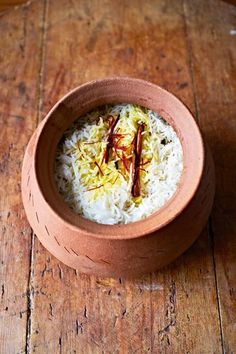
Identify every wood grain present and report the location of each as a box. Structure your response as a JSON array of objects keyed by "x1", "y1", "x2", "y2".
[
  {"x1": 0, "y1": 0, "x2": 27, "y2": 13},
  {"x1": 0, "y1": 1, "x2": 44, "y2": 353},
  {"x1": 30, "y1": 0, "x2": 221, "y2": 353},
  {"x1": 184, "y1": 0, "x2": 236, "y2": 351},
  {"x1": 0, "y1": 0, "x2": 235, "y2": 353}
]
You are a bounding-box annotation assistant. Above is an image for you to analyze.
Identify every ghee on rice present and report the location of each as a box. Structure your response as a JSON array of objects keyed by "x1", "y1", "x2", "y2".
[{"x1": 54, "y1": 104, "x2": 183, "y2": 225}]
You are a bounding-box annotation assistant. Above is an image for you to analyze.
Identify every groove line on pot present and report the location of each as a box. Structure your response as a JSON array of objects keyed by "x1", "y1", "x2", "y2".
[
  {"x1": 85, "y1": 255, "x2": 95, "y2": 263},
  {"x1": 35, "y1": 212, "x2": 39, "y2": 224},
  {"x1": 54, "y1": 235, "x2": 60, "y2": 246},
  {"x1": 44, "y1": 225, "x2": 50, "y2": 236},
  {"x1": 100, "y1": 259, "x2": 111, "y2": 265},
  {"x1": 64, "y1": 246, "x2": 70, "y2": 254},
  {"x1": 70, "y1": 248, "x2": 80, "y2": 256},
  {"x1": 27, "y1": 174, "x2": 30, "y2": 187}
]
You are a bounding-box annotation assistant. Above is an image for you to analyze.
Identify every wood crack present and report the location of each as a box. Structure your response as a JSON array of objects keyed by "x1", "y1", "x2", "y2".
[
  {"x1": 158, "y1": 281, "x2": 176, "y2": 344},
  {"x1": 59, "y1": 336, "x2": 62, "y2": 354},
  {"x1": 1, "y1": 284, "x2": 4, "y2": 300},
  {"x1": 25, "y1": 230, "x2": 35, "y2": 354},
  {"x1": 36, "y1": 0, "x2": 48, "y2": 125},
  {"x1": 76, "y1": 319, "x2": 83, "y2": 334},
  {"x1": 182, "y1": 0, "x2": 200, "y2": 123},
  {"x1": 208, "y1": 220, "x2": 226, "y2": 354},
  {"x1": 183, "y1": 2, "x2": 225, "y2": 352},
  {"x1": 25, "y1": 1, "x2": 48, "y2": 353},
  {"x1": 149, "y1": 272, "x2": 154, "y2": 352}
]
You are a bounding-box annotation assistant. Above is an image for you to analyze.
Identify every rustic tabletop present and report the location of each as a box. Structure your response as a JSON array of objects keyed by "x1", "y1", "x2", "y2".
[{"x1": 0, "y1": 0, "x2": 235, "y2": 353}]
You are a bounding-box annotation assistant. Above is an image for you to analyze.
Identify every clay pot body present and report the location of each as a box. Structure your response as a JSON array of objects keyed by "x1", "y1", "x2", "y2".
[{"x1": 21, "y1": 77, "x2": 215, "y2": 277}]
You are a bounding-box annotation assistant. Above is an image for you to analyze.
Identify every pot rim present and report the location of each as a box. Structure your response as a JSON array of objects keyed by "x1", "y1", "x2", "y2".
[{"x1": 33, "y1": 76, "x2": 204, "y2": 240}]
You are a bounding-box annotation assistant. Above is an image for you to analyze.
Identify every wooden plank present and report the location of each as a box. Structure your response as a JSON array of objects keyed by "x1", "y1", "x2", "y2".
[
  {"x1": 28, "y1": 0, "x2": 223, "y2": 353},
  {"x1": 0, "y1": 1, "x2": 44, "y2": 353},
  {"x1": 184, "y1": 0, "x2": 236, "y2": 352}
]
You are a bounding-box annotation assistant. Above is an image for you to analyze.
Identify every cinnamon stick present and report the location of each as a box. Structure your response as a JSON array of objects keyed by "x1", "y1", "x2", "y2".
[
  {"x1": 103, "y1": 114, "x2": 120, "y2": 163},
  {"x1": 131, "y1": 123, "x2": 145, "y2": 197}
]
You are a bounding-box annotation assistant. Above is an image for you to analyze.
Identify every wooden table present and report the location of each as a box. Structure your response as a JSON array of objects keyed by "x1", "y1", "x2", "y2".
[{"x1": 0, "y1": 0, "x2": 235, "y2": 353}]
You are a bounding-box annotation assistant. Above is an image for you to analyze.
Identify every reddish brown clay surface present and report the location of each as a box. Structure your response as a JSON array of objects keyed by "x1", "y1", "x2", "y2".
[{"x1": 21, "y1": 77, "x2": 215, "y2": 277}]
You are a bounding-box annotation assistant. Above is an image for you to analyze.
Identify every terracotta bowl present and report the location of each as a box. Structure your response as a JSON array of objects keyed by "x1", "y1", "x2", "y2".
[{"x1": 21, "y1": 77, "x2": 215, "y2": 277}]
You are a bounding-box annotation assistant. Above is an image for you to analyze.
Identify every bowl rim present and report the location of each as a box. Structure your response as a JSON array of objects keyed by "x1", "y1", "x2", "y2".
[{"x1": 32, "y1": 76, "x2": 204, "y2": 240}]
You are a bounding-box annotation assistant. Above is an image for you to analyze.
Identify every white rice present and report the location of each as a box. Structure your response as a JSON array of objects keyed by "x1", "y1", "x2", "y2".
[{"x1": 54, "y1": 104, "x2": 183, "y2": 224}]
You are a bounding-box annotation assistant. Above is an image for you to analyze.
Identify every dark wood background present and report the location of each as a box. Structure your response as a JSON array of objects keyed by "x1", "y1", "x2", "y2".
[{"x1": 0, "y1": 0, "x2": 235, "y2": 353}]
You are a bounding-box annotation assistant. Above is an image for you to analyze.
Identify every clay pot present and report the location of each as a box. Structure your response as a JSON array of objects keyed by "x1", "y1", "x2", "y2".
[{"x1": 21, "y1": 77, "x2": 215, "y2": 277}]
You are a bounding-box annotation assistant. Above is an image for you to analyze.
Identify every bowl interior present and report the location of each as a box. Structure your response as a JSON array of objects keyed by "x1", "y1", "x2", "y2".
[{"x1": 34, "y1": 77, "x2": 204, "y2": 238}]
